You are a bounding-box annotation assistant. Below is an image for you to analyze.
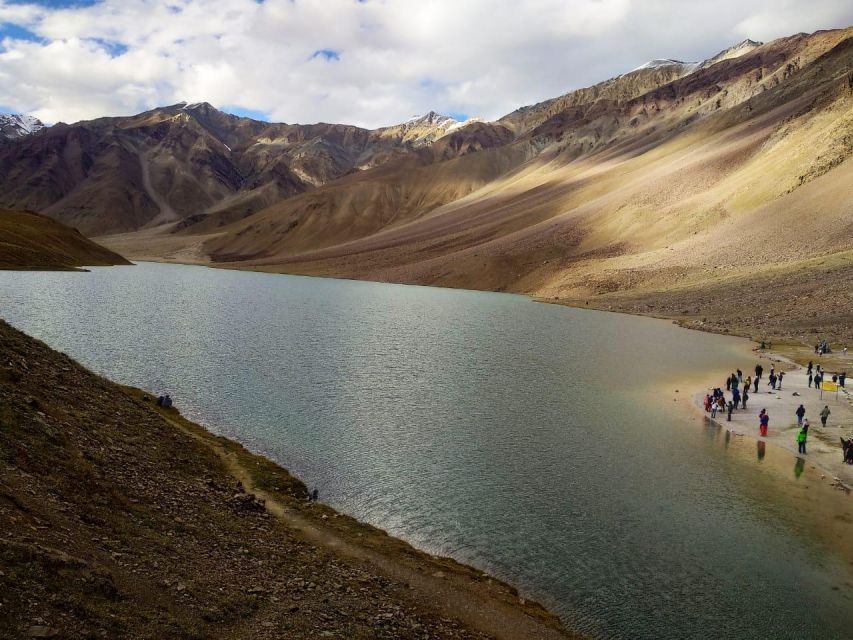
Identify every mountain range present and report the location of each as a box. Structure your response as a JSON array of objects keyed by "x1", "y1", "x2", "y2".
[{"x1": 1, "y1": 27, "x2": 851, "y2": 340}]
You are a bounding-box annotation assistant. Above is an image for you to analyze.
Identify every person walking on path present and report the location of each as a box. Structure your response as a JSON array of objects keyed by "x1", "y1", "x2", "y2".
[
  {"x1": 796, "y1": 404, "x2": 806, "y2": 426},
  {"x1": 820, "y1": 405, "x2": 831, "y2": 427},
  {"x1": 711, "y1": 397, "x2": 718, "y2": 418},
  {"x1": 755, "y1": 363, "x2": 763, "y2": 383},
  {"x1": 797, "y1": 427, "x2": 808, "y2": 455},
  {"x1": 727, "y1": 401, "x2": 734, "y2": 422},
  {"x1": 737, "y1": 369, "x2": 743, "y2": 382},
  {"x1": 759, "y1": 409, "x2": 769, "y2": 437},
  {"x1": 742, "y1": 389, "x2": 749, "y2": 410},
  {"x1": 726, "y1": 375, "x2": 732, "y2": 391},
  {"x1": 808, "y1": 370, "x2": 814, "y2": 388},
  {"x1": 704, "y1": 394, "x2": 712, "y2": 412},
  {"x1": 731, "y1": 374, "x2": 739, "y2": 391},
  {"x1": 807, "y1": 361, "x2": 813, "y2": 376},
  {"x1": 803, "y1": 419, "x2": 810, "y2": 435},
  {"x1": 777, "y1": 371, "x2": 784, "y2": 390},
  {"x1": 732, "y1": 387, "x2": 741, "y2": 408},
  {"x1": 768, "y1": 371, "x2": 777, "y2": 390}
]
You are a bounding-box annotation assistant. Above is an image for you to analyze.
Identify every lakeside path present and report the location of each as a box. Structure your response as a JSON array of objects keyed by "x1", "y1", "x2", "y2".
[
  {"x1": 693, "y1": 349, "x2": 853, "y2": 486},
  {"x1": 0, "y1": 320, "x2": 575, "y2": 640}
]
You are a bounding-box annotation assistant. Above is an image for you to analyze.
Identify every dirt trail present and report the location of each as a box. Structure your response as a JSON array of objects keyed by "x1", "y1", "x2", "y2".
[{"x1": 166, "y1": 413, "x2": 574, "y2": 640}]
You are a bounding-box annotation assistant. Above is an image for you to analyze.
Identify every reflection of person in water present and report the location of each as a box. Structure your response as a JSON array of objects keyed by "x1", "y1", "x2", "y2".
[
  {"x1": 757, "y1": 440, "x2": 766, "y2": 461},
  {"x1": 794, "y1": 457, "x2": 805, "y2": 479}
]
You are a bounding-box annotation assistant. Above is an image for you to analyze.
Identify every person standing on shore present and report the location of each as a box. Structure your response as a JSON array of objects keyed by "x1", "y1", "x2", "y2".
[
  {"x1": 768, "y1": 371, "x2": 777, "y2": 390},
  {"x1": 742, "y1": 388, "x2": 749, "y2": 410},
  {"x1": 808, "y1": 370, "x2": 814, "y2": 388},
  {"x1": 727, "y1": 401, "x2": 734, "y2": 422},
  {"x1": 732, "y1": 387, "x2": 741, "y2": 409},
  {"x1": 759, "y1": 409, "x2": 769, "y2": 437},
  {"x1": 777, "y1": 371, "x2": 784, "y2": 390},
  {"x1": 737, "y1": 369, "x2": 743, "y2": 382},
  {"x1": 820, "y1": 405, "x2": 831, "y2": 427},
  {"x1": 726, "y1": 375, "x2": 732, "y2": 391},
  {"x1": 807, "y1": 361, "x2": 813, "y2": 376},
  {"x1": 755, "y1": 363, "x2": 763, "y2": 384},
  {"x1": 814, "y1": 372, "x2": 823, "y2": 390},
  {"x1": 796, "y1": 404, "x2": 806, "y2": 426},
  {"x1": 797, "y1": 427, "x2": 807, "y2": 455},
  {"x1": 716, "y1": 396, "x2": 726, "y2": 417},
  {"x1": 704, "y1": 394, "x2": 712, "y2": 412},
  {"x1": 803, "y1": 419, "x2": 810, "y2": 435}
]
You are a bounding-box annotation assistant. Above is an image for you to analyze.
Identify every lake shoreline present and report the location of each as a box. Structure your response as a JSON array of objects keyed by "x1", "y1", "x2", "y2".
[
  {"x1": 686, "y1": 350, "x2": 853, "y2": 489},
  {"x1": 0, "y1": 319, "x2": 576, "y2": 639}
]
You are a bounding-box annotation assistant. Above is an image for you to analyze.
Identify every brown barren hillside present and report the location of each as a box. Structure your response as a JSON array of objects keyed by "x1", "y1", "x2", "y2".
[
  {"x1": 99, "y1": 28, "x2": 853, "y2": 343},
  {"x1": 0, "y1": 320, "x2": 574, "y2": 640},
  {"x1": 0, "y1": 209, "x2": 130, "y2": 270}
]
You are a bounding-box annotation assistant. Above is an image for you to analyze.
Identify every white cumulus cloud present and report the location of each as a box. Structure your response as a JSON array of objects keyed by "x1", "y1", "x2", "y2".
[{"x1": 0, "y1": 0, "x2": 850, "y2": 127}]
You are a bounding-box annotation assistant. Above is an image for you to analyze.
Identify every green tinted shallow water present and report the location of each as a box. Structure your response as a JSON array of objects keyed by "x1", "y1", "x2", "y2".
[{"x1": 1, "y1": 262, "x2": 851, "y2": 639}]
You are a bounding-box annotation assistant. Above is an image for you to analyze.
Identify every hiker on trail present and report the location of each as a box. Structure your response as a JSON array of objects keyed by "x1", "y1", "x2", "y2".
[
  {"x1": 808, "y1": 370, "x2": 814, "y2": 388},
  {"x1": 742, "y1": 389, "x2": 749, "y2": 410},
  {"x1": 759, "y1": 409, "x2": 769, "y2": 437},
  {"x1": 704, "y1": 394, "x2": 712, "y2": 412},
  {"x1": 840, "y1": 372, "x2": 846, "y2": 387},
  {"x1": 755, "y1": 363, "x2": 763, "y2": 381},
  {"x1": 807, "y1": 361, "x2": 813, "y2": 376},
  {"x1": 731, "y1": 374, "x2": 739, "y2": 391},
  {"x1": 768, "y1": 372, "x2": 777, "y2": 390},
  {"x1": 820, "y1": 405, "x2": 831, "y2": 427},
  {"x1": 732, "y1": 387, "x2": 741, "y2": 408},
  {"x1": 777, "y1": 371, "x2": 784, "y2": 390},
  {"x1": 163, "y1": 394, "x2": 172, "y2": 409},
  {"x1": 814, "y1": 372, "x2": 823, "y2": 390},
  {"x1": 797, "y1": 427, "x2": 807, "y2": 455},
  {"x1": 796, "y1": 404, "x2": 806, "y2": 426},
  {"x1": 727, "y1": 401, "x2": 734, "y2": 422}
]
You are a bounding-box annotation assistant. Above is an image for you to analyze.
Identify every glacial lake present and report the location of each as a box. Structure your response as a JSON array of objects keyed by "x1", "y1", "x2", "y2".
[{"x1": 2, "y1": 262, "x2": 852, "y2": 639}]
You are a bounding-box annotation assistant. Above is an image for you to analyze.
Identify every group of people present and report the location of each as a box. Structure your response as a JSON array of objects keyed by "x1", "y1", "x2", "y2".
[
  {"x1": 806, "y1": 361, "x2": 847, "y2": 389},
  {"x1": 703, "y1": 361, "x2": 840, "y2": 457}
]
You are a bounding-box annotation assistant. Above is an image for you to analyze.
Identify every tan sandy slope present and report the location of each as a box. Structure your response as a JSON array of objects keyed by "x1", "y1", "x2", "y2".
[{"x1": 98, "y1": 28, "x2": 852, "y2": 342}]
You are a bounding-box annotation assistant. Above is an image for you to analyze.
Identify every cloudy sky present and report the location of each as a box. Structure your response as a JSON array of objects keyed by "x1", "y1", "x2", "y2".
[{"x1": 0, "y1": 0, "x2": 851, "y2": 128}]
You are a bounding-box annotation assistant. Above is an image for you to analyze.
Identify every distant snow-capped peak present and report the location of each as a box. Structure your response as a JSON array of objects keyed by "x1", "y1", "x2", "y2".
[
  {"x1": 402, "y1": 111, "x2": 458, "y2": 128},
  {"x1": 630, "y1": 59, "x2": 693, "y2": 73},
  {"x1": 0, "y1": 113, "x2": 45, "y2": 139}
]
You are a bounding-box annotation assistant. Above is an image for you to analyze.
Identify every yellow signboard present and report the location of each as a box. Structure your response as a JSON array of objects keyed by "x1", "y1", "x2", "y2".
[{"x1": 821, "y1": 381, "x2": 839, "y2": 392}]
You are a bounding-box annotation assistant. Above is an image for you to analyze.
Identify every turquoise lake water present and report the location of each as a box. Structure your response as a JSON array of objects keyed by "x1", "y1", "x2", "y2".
[{"x1": 1, "y1": 262, "x2": 851, "y2": 639}]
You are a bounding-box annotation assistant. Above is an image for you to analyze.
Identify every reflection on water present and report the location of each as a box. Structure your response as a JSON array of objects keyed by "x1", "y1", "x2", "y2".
[
  {"x1": 1, "y1": 262, "x2": 852, "y2": 640},
  {"x1": 757, "y1": 440, "x2": 766, "y2": 461},
  {"x1": 794, "y1": 457, "x2": 806, "y2": 479}
]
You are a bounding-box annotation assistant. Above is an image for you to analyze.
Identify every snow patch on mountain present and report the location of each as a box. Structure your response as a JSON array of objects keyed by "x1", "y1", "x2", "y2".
[
  {"x1": 0, "y1": 113, "x2": 45, "y2": 140},
  {"x1": 630, "y1": 59, "x2": 693, "y2": 73},
  {"x1": 402, "y1": 111, "x2": 458, "y2": 129}
]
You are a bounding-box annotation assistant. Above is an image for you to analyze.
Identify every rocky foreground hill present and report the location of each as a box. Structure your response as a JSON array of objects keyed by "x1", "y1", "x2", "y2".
[
  {"x1": 0, "y1": 321, "x2": 573, "y2": 639},
  {"x1": 0, "y1": 209, "x2": 129, "y2": 270}
]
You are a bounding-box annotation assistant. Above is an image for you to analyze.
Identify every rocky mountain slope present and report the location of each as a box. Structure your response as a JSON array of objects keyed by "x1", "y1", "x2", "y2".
[
  {"x1": 0, "y1": 103, "x2": 476, "y2": 235},
  {"x1": 2, "y1": 27, "x2": 852, "y2": 342},
  {"x1": 0, "y1": 320, "x2": 573, "y2": 639},
  {"x1": 0, "y1": 113, "x2": 43, "y2": 140},
  {"x1": 0, "y1": 208, "x2": 129, "y2": 270}
]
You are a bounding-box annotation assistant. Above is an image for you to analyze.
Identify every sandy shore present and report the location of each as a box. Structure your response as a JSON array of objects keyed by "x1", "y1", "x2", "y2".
[{"x1": 693, "y1": 348, "x2": 853, "y2": 486}]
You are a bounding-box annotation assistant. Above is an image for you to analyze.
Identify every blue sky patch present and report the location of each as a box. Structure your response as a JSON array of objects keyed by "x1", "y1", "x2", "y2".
[
  {"x1": 221, "y1": 105, "x2": 270, "y2": 122},
  {"x1": 0, "y1": 23, "x2": 45, "y2": 44},
  {"x1": 87, "y1": 37, "x2": 128, "y2": 57},
  {"x1": 447, "y1": 111, "x2": 469, "y2": 122},
  {"x1": 311, "y1": 48, "x2": 340, "y2": 62}
]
